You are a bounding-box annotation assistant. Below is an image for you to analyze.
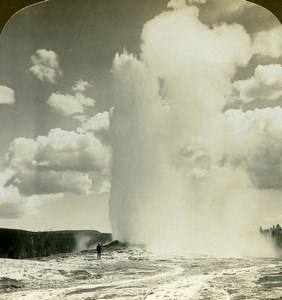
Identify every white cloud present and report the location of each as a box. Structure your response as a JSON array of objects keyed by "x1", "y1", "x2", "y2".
[
  {"x1": 141, "y1": 6, "x2": 251, "y2": 81},
  {"x1": 35, "y1": 128, "x2": 110, "y2": 172},
  {"x1": 77, "y1": 111, "x2": 111, "y2": 145},
  {"x1": 252, "y1": 26, "x2": 282, "y2": 58},
  {"x1": 47, "y1": 92, "x2": 95, "y2": 119},
  {"x1": 72, "y1": 80, "x2": 92, "y2": 92},
  {"x1": 233, "y1": 64, "x2": 282, "y2": 103},
  {"x1": 79, "y1": 111, "x2": 110, "y2": 134},
  {"x1": 188, "y1": 0, "x2": 206, "y2": 4},
  {"x1": 0, "y1": 85, "x2": 15, "y2": 105},
  {"x1": 167, "y1": 0, "x2": 205, "y2": 10},
  {"x1": 0, "y1": 170, "x2": 62, "y2": 219},
  {"x1": 223, "y1": 107, "x2": 282, "y2": 190},
  {"x1": 29, "y1": 49, "x2": 62, "y2": 83},
  {"x1": 5, "y1": 128, "x2": 111, "y2": 196},
  {"x1": 8, "y1": 170, "x2": 93, "y2": 196},
  {"x1": 167, "y1": 0, "x2": 187, "y2": 10},
  {"x1": 140, "y1": 4, "x2": 252, "y2": 140}
]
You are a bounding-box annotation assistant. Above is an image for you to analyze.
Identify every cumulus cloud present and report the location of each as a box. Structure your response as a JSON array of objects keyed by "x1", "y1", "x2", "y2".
[
  {"x1": 140, "y1": 4, "x2": 252, "y2": 144},
  {"x1": 252, "y1": 26, "x2": 282, "y2": 58},
  {"x1": 188, "y1": 0, "x2": 206, "y2": 4},
  {"x1": 233, "y1": 64, "x2": 282, "y2": 103},
  {"x1": 47, "y1": 92, "x2": 95, "y2": 120},
  {"x1": 0, "y1": 170, "x2": 62, "y2": 219},
  {"x1": 167, "y1": 0, "x2": 187, "y2": 10},
  {"x1": 29, "y1": 49, "x2": 62, "y2": 83},
  {"x1": 7, "y1": 170, "x2": 93, "y2": 196},
  {"x1": 141, "y1": 5, "x2": 251, "y2": 79},
  {"x1": 168, "y1": 0, "x2": 205, "y2": 10},
  {"x1": 78, "y1": 110, "x2": 111, "y2": 144},
  {"x1": 72, "y1": 80, "x2": 92, "y2": 92},
  {"x1": 223, "y1": 107, "x2": 282, "y2": 190},
  {"x1": 0, "y1": 85, "x2": 15, "y2": 105},
  {"x1": 80, "y1": 111, "x2": 110, "y2": 133},
  {"x1": 5, "y1": 128, "x2": 111, "y2": 196}
]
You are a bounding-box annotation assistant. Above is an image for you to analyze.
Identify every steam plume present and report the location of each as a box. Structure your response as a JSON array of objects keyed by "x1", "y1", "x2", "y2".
[{"x1": 109, "y1": 2, "x2": 278, "y2": 256}]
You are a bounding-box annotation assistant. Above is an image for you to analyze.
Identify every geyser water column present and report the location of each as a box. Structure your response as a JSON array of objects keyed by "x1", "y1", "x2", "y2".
[
  {"x1": 109, "y1": 0, "x2": 280, "y2": 255},
  {"x1": 109, "y1": 53, "x2": 185, "y2": 246}
]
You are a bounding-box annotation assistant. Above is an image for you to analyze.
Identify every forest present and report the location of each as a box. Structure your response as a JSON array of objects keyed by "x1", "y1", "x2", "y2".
[
  {"x1": 0, "y1": 228, "x2": 112, "y2": 259},
  {"x1": 259, "y1": 224, "x2": 282, "y2": 248}
]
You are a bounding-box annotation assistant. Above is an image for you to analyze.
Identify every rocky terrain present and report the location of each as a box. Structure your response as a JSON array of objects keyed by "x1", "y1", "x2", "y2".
[{"x1": 0, "y1": 244, "x2": 282, "y2": 299}]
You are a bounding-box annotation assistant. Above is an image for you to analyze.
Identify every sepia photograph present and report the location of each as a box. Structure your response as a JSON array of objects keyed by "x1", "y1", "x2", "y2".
[{"x1": 0, "y1": 0, "x2": 282, "y2": 298}]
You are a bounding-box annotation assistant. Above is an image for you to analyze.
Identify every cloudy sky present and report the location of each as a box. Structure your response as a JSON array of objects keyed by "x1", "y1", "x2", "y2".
[{"x1": 0, "y1": 0, "x2": 282, "y2": 245}]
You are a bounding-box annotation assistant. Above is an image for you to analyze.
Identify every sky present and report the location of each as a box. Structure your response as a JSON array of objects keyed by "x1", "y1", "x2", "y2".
[
  {"x1": 0, "y1": 0, "x2": 171, "y2": 232},
  {"x1": 0, "y1": 0, "x2": 282, "y2": 250}
]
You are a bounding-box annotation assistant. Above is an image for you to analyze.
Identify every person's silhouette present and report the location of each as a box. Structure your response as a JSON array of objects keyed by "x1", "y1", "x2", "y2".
[{"x1": 96, "y1": 242, "x2": 102, "y2": 260}]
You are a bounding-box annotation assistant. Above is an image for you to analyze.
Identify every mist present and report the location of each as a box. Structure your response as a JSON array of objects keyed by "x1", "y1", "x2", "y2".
[{"x1": 109, "y1": 0, "x2": 280, "y2": 257}]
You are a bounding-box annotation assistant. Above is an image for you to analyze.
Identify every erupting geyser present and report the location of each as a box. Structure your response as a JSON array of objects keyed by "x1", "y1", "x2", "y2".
[{"x1": 109, "y1": 0, "x2": 281, "y2": 256}]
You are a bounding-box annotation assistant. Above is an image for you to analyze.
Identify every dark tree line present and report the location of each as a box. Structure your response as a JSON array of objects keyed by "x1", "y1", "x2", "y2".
[
  {"x1": 0, "y1": 228, "x2": 112, "y2": 259},
  {"x1": 259, "y1": 224, "x2": 282, "y2": 248}
]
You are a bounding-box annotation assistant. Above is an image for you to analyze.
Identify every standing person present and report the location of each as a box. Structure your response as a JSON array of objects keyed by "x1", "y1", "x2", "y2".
[{"x1": 96, "y1": 242, "x2": 102, "y2": 260}]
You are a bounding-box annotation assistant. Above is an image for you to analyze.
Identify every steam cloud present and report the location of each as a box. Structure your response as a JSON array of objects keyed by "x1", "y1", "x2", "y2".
[{"x1": 109, "y1": 1, "x2": 280, "y2": 256}]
